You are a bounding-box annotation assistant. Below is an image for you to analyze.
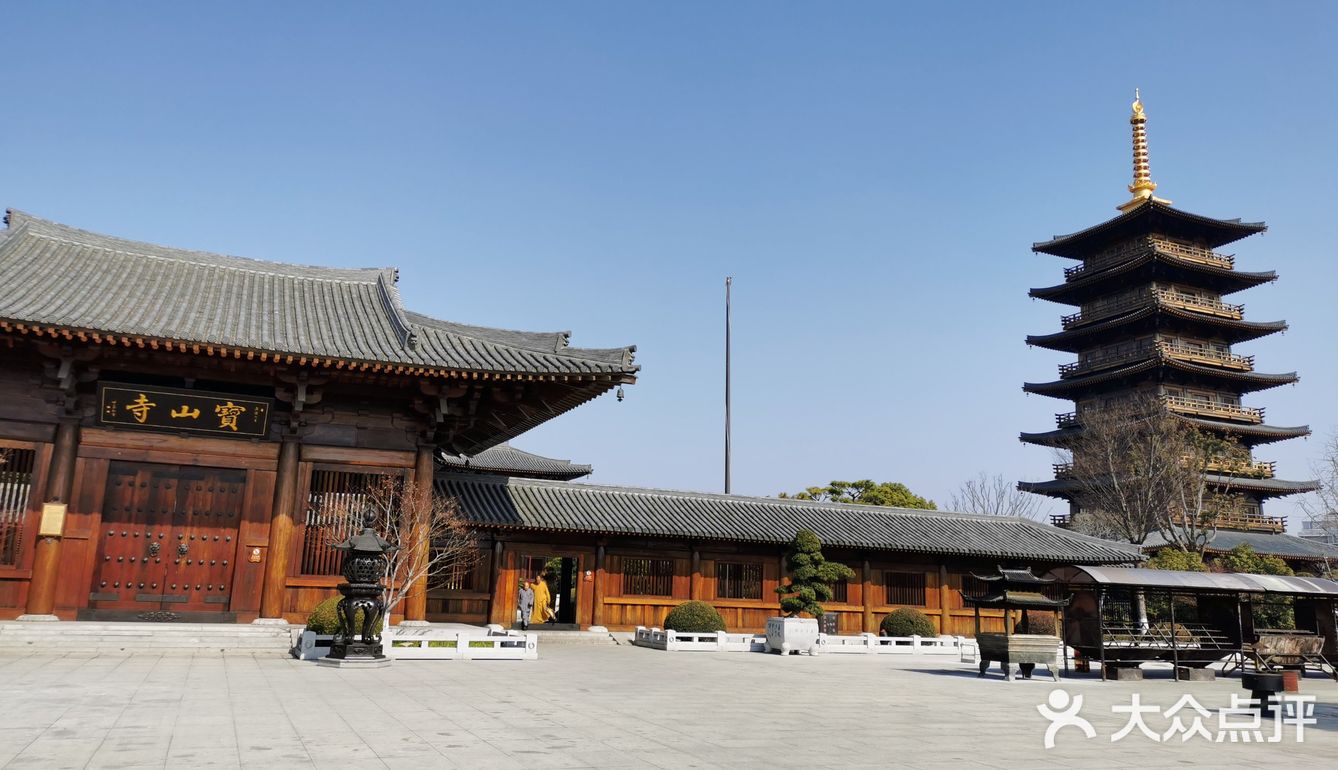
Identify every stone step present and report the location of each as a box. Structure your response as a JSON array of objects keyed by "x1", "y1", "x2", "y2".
[
  {"x1": 0, "y1": 621, "x2": 296, "y2": 653},
  {"x1": 525, "y1": 630, "x2": 616, "y2": 646}
]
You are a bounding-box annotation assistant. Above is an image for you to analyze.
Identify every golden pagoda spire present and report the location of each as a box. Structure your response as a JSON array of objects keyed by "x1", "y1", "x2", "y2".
[{"x1": 1117, "y1": 88, "x2": 1171, "y2": 212}]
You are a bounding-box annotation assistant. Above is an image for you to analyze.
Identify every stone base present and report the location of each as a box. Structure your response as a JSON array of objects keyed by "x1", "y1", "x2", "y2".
[
  {"x1": 1105, "y1": 664, "x2": 1143, "y2": 681},
  {"x1": 15, "y1": 614, "x2": 61, "y2": 622},
  {"x1": 317, "y1": 656, "x2": 392, "y2": 669},
  {"x1": 251, "y1": 617, "x2": 290, "y2": 626},
  {"x1": 1176, "y1": 666, "x2": 1215, "y2": 682},
  {"x1": 396, "y1": 620, "x2": 431, "y2": 627}
]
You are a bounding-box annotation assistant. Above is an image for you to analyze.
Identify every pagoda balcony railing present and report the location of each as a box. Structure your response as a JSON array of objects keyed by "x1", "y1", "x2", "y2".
[
  {"x1": 1063, "y1": 239, "x2": 1153, "y2": 280},
  {"x1": 1055, "y1": 412, "x2": 1080, "y2": 429},
  {"x1": 1060, "y1": 290, "x2": 1244, "y2": 329},
  {"x1": 1055, "y1": 459, "x2": 1275, "y2": 479},
  {"x1": 1170, "y1": 510, "x2": 1286, "y2": 534},
  {"x1": 1147, "y1": 238, "x2": 1235, "y2": 270},
  {"x1": 1151, "y1": 289, "x2": 1244, "y2": 319},
  {"x1": 1203, "y1": 459, "x2": 1276, "y2": 478},
  {"x1": 1059, "y1": 345, "x2": 1155, "y2": 377},
  {"x1": 1157, "y1": 341, "x2": 1254, "y2": 370},
  {"x1": 1062, "y1": 237, "x2": 1234, "y2": 282},
  {"x1": 1161, "y1": 394, "x2": 1264, "y2": 424},
  {"x1": 1050, "y1": 513, "x2": 1073, "y2": 529},
  {"x1": 1058, "y1": 341, "x2": 1252, "y2": 378}
]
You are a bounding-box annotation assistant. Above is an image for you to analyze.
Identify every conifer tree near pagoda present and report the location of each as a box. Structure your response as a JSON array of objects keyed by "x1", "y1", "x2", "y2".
[{"x1": 776, "y1": 530, "x2": 856, "y2": 617}]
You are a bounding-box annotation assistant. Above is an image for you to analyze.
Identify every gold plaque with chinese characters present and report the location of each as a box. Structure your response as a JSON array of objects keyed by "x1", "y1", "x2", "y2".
[{"x1": 97, "y1": 383, "x2": 272, "y2": 439}]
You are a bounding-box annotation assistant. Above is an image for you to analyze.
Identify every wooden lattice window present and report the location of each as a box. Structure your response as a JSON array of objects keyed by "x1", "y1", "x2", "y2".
[
  {"x1": 947, "y1": 572, "x2": 988, "y2": 600},
  {"x1": 716, "y1": 562, "x2": 762, "y2": 600},
  {"x1": 886, "y1": 571, "x2": 927, "y2": 606},
  {"x1": 0, "y1": 448, "x2": 36, "y2": 568},
  {"x1": 300, "y1": 469, "x2": 396, "y2": 576},
  {"x1": 433, "y1": 559, "x2": 475, "y2": 592},
  {"x1": 829, "y1": 580, "x2": 849, "y2": 603},
  {"x1": 622, "y1": 557, "x2": 673, "y2": 596}
]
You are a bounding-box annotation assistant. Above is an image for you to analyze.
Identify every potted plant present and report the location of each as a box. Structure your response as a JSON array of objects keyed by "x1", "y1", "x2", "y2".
[{"x1": 766, "y1": 530, "x2": 855, "y2": 655}]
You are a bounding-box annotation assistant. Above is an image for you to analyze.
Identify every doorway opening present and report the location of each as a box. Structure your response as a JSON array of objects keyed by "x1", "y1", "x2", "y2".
[{"x1": 519, "y1": 554, "x2": 579, "y2": 628}]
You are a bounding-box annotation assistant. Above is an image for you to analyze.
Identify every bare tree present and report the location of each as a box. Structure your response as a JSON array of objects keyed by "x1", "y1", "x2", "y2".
[
  {"x1": 1060, "y1": 393, "x2": 1249, "y2": 552},
  {"x1": 950, "y1": 472, "x2": 1043, "y2": 520},
  {"x1": 327, "y1": 476, "x2": 480, "y2": 618},
  {"x1": 1298, "y1": 434, "x2": 1338, "y2": 575}
]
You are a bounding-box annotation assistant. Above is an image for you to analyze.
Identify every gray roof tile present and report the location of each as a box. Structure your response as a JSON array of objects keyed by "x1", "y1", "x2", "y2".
[
  {"x1": 439, "y1": 443, "x2": 592, "y2": 480},
  {"x1": 439, "y1": 474, "x2": 1144, "y2": 564},
  {"x1": 0, "y1": 210, "x2": 637, "y2": 379}
]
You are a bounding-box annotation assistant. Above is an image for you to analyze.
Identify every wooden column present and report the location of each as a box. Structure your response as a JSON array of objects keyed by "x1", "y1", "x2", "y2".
[
  {"x1": 861, "y1": 559, "x2": 874, "y2": 633},
  {"x1": 690, "y1": 546, "x2": 702, "y2": 600},
  {"x1": 939, "y1": 564, "x2": 952, "y2": 635},
  {"x1": 592, "y1": 544, "x2": 607, "y2": 627},
  {"x1": 402, "y1": 444, "x2": 434, "y2": 622},
  {"x1": 258, "y1": 438, "x2": 300, "y2": 619},
  {"x1": 24, "y1": 420, "x2": 79, "y2": 618},
  {"x1": 488, "y1": 539, "x2": 504, "y2": 624}
]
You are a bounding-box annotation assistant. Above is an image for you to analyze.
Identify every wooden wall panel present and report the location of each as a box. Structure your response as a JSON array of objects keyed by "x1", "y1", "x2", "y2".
[
  {"x1": 55, "y1": 457, "x2": 109, "y2": 614},
  {"x1": 78, "y1": 428, "x2": 278, "y2": 470},
  {"x1": 228, "y1": 468, "x2": 275, "y2": 618}
]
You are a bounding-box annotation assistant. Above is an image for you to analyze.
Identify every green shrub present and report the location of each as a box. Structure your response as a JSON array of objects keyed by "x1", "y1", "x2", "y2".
[
  {"x1": 305, "y1": 595, "x2": 366, "y2": 634},
  {"x1": 1145, "y1": 548, "x2": 1207, "y2": 572},
  {"x1": 880, "y1": 607, "x2": 935, "y2": 637},
  {"x1": 663, "y1": 600, "x2": 726, "y2": 633}
]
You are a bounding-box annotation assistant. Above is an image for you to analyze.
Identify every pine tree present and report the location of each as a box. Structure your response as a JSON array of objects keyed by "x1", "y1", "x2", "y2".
[{"x1": 776, "y1": 530, "x2": 856, "y2": 618}]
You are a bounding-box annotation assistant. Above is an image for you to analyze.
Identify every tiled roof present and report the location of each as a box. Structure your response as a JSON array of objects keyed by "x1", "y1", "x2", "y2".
[
  {"x1": 1143, "y1": 529, "x2": 1338, "y2": 562},
  {"x1": 0, "y1": 210, "x2": 637, "y2": 379},
  {"x1": 1033, "y1": 201, "x2": 1266, "y2": 258},
  {"x1": 1024, "y1": 358, "x2": 1297, "y2": 397},
  {"x1": 1029, "y1": 252, "x2": 1275, "y2": 305},
  {"x1": 1021, "y1": 417, "x2": 1311, "y2": 449},
  {"x1": 439, "y1": 474, "x2": 1144, "y2": 564},
  {"x1": 439, "y1": 443, "x2": 592, "y2": 481},
  {"x1": 1019, "y1": 475, "x2": 1317, "y2": 500},
  {"x1": 1026, "y1": 305, "x2": 1286, "y2": 352}
]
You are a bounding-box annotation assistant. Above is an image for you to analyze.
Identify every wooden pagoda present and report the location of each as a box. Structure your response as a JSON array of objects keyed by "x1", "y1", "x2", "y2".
[{"x1": 1019, "y1": 93, "x2": 1317, "y2": 533}]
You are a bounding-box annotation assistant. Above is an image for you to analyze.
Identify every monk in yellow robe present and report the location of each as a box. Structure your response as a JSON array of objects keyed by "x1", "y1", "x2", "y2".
[{"x1": 530, "y1": 576, "x2": 553, "y2": 625}]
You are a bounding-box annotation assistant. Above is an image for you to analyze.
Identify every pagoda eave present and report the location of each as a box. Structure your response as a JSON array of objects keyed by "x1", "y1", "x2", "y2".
[
  {"x1": 1032, "y1": 200, "x2": 1266, "y2": 258},
  {"x1": 1029, "y1": 256, "x2": 1277, "y2": 306},
  {"x1": 1025, "y1": 359, "x2": 1299, "y2": 398},
  {"x1": 1021, "y1": 418, "x2": 1311, "y2": 449},
  {"x1": 1203, "y1": 474, "x2": 1320, "y2": 498},
  {"x1": 1020, "y1": 475, "x2": 1317, "y2": 501},
  {"x1": 1026, "y1": 309, "x2": 1287, "y2": 352}
]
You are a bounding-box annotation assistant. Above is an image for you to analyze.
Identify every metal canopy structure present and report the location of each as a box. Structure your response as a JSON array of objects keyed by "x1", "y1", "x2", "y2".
[
  {"x1": 1048, "y1": 565, "x2": 1338, "y2": 681},
  {"x1": 1060, "y1": 565, "x2": 1338, "y2": 597}
]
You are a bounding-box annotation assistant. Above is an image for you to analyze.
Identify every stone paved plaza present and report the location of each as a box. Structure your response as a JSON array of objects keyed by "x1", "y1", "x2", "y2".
[{"x1": 0, "y1": 643, "x2": 1335, "y2": 769}]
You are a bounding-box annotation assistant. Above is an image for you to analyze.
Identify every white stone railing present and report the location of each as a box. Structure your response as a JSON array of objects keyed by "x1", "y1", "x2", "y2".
[
  {"x1": 634, "y1": 627, "x2": 977, "y2": 659},
  {"x1": 633, "y1": 626, "x2": 766, "y2": 652},
  {"x1": 292, "y1": 626, "x2": 537, "y2": 661}
]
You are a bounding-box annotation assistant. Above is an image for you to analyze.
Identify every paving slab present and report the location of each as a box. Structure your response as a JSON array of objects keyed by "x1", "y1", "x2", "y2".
[{"x1": 0, "y1": 646, "x2": 1334, "y2": 767}]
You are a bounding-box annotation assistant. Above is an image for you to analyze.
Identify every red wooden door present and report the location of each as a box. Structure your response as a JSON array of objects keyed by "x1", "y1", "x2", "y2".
[
  {"x1": 90, "y1": 462, "x2": 177, "y2": 612},
  {"x1": 165, "y1": 467, "x2": 245, "y2": 612},
  {"x1": 90, "y1": 462, "x2": 243, "y2": 617}
]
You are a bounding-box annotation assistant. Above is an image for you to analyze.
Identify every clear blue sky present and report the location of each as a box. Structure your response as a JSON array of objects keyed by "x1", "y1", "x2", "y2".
[{"x1": 4, "y1": 2, "x2": 1335, "y2": 524}]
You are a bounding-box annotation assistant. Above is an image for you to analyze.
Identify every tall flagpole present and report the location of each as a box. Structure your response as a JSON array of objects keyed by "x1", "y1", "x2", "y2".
[{"x1": 724, "y1": 276, "x2": 732, "y2": 494}]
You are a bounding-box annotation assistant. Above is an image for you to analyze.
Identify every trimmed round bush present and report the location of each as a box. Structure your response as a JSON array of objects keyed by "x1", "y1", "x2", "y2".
[
  {"x1": 663, "y1": 600, "x2": 726, "y2": 633},
  {"x1": 306, "y1": 595, "x2": 366, "y2": 634},
  {"x1": 880, "y1": 607, "x2": 935, "y2": 637}
]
